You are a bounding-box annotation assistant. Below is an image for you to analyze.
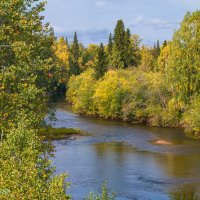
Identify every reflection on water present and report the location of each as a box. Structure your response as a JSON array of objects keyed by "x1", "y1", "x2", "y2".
[{"x1": 49, "y1": 98, "x2": 200, "y2": 200}]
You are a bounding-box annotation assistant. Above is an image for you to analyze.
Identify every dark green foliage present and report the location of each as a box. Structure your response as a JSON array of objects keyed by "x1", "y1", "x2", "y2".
[
  {"x1": 70, "y1": 32, "x2": 80, "y2": 75},
  {"x1": 110, "y1": 20, "x2": 134, "y2": 69},
  {"x1": 94, "y1": 43, "x2": 108, "y2": 79},
  {"x1": 111, "y1": 20, "x2": 126, "y2": 69},
  {"x1": 156, "y1": 40, "x2": 160, "y2": 56},
  {"x1": 113, "y1": 20, "x2": 126, "y2": 51},
  {"x1": 124, "y1": 28, "x2": 134, "y2": 67},
  {"x1": 66, "y1": 36, "x2": 69, "y2": 48},
  {"x1": 107, "y1": 33, "x2": 113, "y2": 56},
  {"x1": 162, "y1": 40, "x2": 167, "y2": 48}
]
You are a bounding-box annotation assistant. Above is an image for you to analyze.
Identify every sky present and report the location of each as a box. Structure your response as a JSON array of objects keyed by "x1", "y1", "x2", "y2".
[{"x1": 44, "y1": 0, "x2": 200, "y2": 46}]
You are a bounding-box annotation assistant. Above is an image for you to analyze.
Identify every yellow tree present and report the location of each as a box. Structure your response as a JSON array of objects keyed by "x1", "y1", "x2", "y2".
[
  {"x1": 52, "y1": 37, "x2": 70, "y2": 88},
  {"x1": 157, "y1": 42, "x2": 171, "y2": 72},
  {"x1": 140, "y1": 45, "x2": 156, "y2": 72},
  {"x1": 84, "y1": 44, "x2": 99, "y2": 70}
]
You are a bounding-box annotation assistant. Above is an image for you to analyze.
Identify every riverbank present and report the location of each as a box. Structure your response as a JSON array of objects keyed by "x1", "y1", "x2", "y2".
[
  {"x1": 39, "y1": 127, "x2": 88, "y2": 140},
  {"x1": 64, "y1": 104, "x2": 199, "y2": 141},
  {"x1": 67, "y1": 69, "x2": 200, "y2": 141}
]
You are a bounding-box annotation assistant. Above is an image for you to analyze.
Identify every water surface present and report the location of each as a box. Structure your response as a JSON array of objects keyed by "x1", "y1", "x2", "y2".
[{"x1": 49, "y1": 100, "x2": 200, "y2": 200}]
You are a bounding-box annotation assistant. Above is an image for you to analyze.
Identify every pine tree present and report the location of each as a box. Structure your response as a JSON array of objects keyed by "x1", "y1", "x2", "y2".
[
  {"x1": 156, "y1": 40, "x2": 160, "y2": 56},
  {"x1": 112, "y1": 20, "x2": 126, "y2": 69},
  {"x1": 162, "y1": 40, "x2": 167, "y2": 48},
  {"x1": 111, "y1": 20, "x2": 134, "y2": 69},
  {"x1": 65, "y1": 37, "x2": 69, "y2": 48},
  {"x1": 108, "y1": 33, "x2": 113, "y2": 56},
  {"x1": 94, "y1": 43, "x2": 108, "y2": 79},
  {"x1": 153, "y1": 43, "x2": 156, "y2": 49},
  {"x1": 69, "y1": 32, "x2": 80, "y2": 75},
  {"x1": 110, "y1": 43, "x2": 124, "y2": 69},
  {"x1": 113, "y1": 20, "x2": 126, "y2": 49},
  {"x1": 124, "y1": 28, "x2": 134, "y2": 67}
]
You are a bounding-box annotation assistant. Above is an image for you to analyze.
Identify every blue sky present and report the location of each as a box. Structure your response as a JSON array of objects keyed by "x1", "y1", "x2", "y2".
[{"x1": 44, "y1": 0, "x2": 200, "y2": 46}]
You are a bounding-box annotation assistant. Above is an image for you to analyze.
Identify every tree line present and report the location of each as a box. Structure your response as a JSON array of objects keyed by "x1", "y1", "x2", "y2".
[{"x1": 67, "y1": 11, "x2": 200, "y2": 139}]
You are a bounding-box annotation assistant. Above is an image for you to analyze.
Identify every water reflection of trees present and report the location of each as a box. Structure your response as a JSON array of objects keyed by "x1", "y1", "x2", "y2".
[
  {"x1": 154, "y1": 153, "x2": 200, "y2": 178},
  {"x1": 92, "y1": 142, "x2": 134, "y2": 165},
  {"x1": 170, "y1": 184, "x2": 200, "y2": 200},
  {"x1": 154, "y1": 153, "x2": 200, "y2": 199}
]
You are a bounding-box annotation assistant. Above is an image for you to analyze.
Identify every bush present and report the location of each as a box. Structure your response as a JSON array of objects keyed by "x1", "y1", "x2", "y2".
[
  {"x1": 67, "y1": 69, "x2": 97, "y2": 115},
  {"x1": 182, "y1": 95, "x2": 200, "y2": 139},
  {"x1": 93, "y1": 70, "x2": 132, "y2": 119},
  {"x1": 85, "y1": 182, "x2": 115, "y2": 200}
]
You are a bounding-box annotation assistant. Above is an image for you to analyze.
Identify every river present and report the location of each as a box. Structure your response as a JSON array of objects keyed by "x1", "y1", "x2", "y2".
[{"x1": 48, "y1": 98, "x2": 200, "y2": 200}]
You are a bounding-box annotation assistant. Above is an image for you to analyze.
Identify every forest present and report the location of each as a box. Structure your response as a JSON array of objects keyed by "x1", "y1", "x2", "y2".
[
  {"x1": 0, "y1": 0, "x2": 199, "y2": 199},
  {"x1": 67, "y1": 13, "x2": 200, "y2": 139}
]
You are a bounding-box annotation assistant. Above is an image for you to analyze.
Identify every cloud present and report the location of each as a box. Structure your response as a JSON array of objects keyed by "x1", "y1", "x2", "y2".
[
  {"x1": 55, "y1": 29, "x2": 110, "y2": 45},
  {"x1": 131, "y1": 16, "x2": 180, "y2": 30},
  {"x1": 52, "y1": 25, "x2": 67, "y2": 33},
  {"x1": 95, "y1": 0, "x2": 107, "y2": 7}
]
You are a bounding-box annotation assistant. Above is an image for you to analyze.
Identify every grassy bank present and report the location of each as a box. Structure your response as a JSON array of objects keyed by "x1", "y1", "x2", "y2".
[{"x1": 39, "y1": 127, "x2": 87, "y2": 140}]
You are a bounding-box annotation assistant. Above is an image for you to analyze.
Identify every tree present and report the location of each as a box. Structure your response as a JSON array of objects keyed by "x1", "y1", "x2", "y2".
[
  {"x1": 110, "y1": 44, "x2": 125, "y2": 69},
  {"x1": 84, "y1": 44, "x2": 99, "y2": 70},
  {"x1": 67, "y1": 69, "x2": 96, "y2": 115},
  {"x1": 65, "y1": 37, "x2": 69, "y2": 48},
  {"x1": 157, "y1": 42, "x2": 170, "y2": 72},
  {"x1": 131, "y1": 34, "x2": 142, "y2": 66},
  {"x1": 0, "y1": 113, "x2": 70, "y2": 200},
  {"x1": 69, "y1": 32, "x2": 80, "y2": 75},
  {"x1": 52, "y1": 37, "x2": 70, "y2": 90},
  {"x1": 162, "y1": 40, "x2": 167, "y2": 48},
  {"x1": 124, "y1": 28, "x2": 134, "y2": 67},
  {"x1": 0, "y1": 0, "x2": 70, "y2": 198},
  {"x1": 166, "y1": 11, "x2": 200, "y2": 102},
  {"x1": 110, "y1": 20, "x2": 135, "y2": 69},
  {"x1": 0, "y1": 0, "x2": 55, "y2": 92},
  {"x1": 107, "y1": 33, "x2": 113, "y2": 57},
  {"x1": 140, "y1": 45, "x2": 156, "y2": 71},
  {"x1": 111, "y1": 20, "x2": 126, "y2": 69},
  {"x1": 94, "y1": 43, "x2": 108, "y2": 79},
  {"x1": 156, "y1": 40, "x2": 160, "y2": 56}
]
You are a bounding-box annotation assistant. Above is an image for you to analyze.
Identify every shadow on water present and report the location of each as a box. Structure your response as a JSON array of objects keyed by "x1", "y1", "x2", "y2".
[{"x1": 48, "y1": 98, "x2": 200, "y2": 200}]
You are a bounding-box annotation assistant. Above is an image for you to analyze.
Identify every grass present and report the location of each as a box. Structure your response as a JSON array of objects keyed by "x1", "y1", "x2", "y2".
[{"x1": 39, "y1": 127, "x2": 87, "y2": 140}]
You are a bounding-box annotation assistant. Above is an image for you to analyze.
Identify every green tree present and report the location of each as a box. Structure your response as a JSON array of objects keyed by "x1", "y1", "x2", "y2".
[
  {"x1": 0, "y1": 118, "x2": 70, "y2": 200},
  {"x1": 0, "y1": 0, "x2": 55, "y2": 92},
  {"x1": 94, "y1": 43, "x2": 108, "y2": 79},
  {"x1": 156, "y1": 40, "x2": 160, "y2": 57},
  {"x1": 111, "y1": 20, "x2": 134, "y2": 68},
  {"x1": 70, "y1": 32, "x2": 80, "y2": 75},
  {"x1": 124, "y1": 28, "x2": 134, "y2": 67},
  {"x1": 111, "y1": 20, "x2": 126, "y2": 68},
  {"x1": 166, "y1": 11, "x2": 200, "y2": 102},
  {"x1": 66, "y1": 36, "x2": 69, "y2": 48},
  {"x1": 107, "y1": 33, "x2": 113, "y2": 57},
  {"x1": 0, "y1": 0, "x2": 70, "y2": 199}
]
